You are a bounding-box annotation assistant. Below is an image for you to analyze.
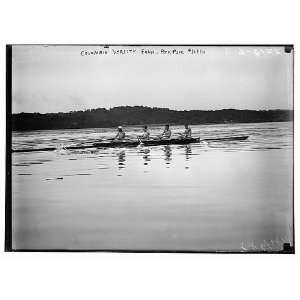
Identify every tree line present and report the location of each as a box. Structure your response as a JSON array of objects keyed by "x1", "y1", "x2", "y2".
[{"x1": 12, "y1": 106, "x2": 293, "y2": 131}]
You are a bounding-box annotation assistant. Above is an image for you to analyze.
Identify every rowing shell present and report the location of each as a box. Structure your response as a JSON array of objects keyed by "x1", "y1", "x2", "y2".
[{"x1": 12, "y1": 135, "x2": 249, "y2": 153}]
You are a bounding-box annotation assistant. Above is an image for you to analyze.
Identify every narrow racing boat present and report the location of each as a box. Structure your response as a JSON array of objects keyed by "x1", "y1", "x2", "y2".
[{"x1": 12, "y1": 135, "x2": 249, "y2": 153}]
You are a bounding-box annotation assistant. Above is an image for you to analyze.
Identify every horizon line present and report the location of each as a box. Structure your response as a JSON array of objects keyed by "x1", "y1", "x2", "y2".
[{"x1": 12, "y1": 106, "x2": 294, "y2": 115}]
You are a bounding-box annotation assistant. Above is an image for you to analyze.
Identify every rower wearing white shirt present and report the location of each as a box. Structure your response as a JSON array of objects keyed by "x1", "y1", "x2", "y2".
[
  {"x1": 161, "y1": 124, "x2": 171, "y2": 139},
  {"x1": 181, "y1": 124, "x2": 192, "y2": 138},
  {"x1": 140, "y1": 125, "x2": 150, "y2": 140},
  {"x1": 114, "y1": 126, "x2": 126, "y2": 140}
]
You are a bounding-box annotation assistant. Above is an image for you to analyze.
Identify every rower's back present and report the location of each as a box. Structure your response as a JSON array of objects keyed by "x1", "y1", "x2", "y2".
[
  {"x1": 162, "y1": 125, "x2": 171, "y2": 138},
  {"x1": 115, "y1": 128, "x2": 126, "y2": 140},
  {"x1": 184, "y1": 126, "x2": 192, "y2": 138},
  {"x1": 141, "y1": 126, "x2": 150, "y2": 139}
]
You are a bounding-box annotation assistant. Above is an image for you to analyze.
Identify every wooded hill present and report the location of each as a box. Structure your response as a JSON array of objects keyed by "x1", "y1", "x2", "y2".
[{"x1": 12, "y1": 106, "x2": 293, "y2": 131}]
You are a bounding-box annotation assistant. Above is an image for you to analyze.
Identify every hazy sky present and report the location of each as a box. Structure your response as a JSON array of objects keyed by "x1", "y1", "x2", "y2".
[{"x1": 12, "y1": 45, "x2": 293, "y2": 113}]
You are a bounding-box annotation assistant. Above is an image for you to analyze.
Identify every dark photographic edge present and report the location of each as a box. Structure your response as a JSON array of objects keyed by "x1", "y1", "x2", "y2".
[
  {"x1": 6, "y1": 248, "x2": 295, "y2": 254},
  {"x1": 5, "y1": 44, "x2": 13, "y2": 252},
  {"x1": 292, "y1": 45, "x2": 295, "y2": 253},
  {"x1": 7, "y1": 44, "x2": 294, "y2": 47}
]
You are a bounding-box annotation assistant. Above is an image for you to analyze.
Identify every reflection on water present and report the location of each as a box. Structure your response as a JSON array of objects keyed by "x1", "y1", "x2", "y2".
[
  {"x1": 12, "y1": 121, "x2": 293, "y2": 154},
  {"x1": 11, "y1": 122, "x2": 293, "y2": 177},
  {"x1": 184, "y1": 145, "x2": 192, "y2": 169},
  {"x1": 163, "y1": 145, "x2": 172, "y2": 165},
  {"x1": 117, "y1": 149, "x2": 126, "y2": 170},
  {"x1": 11, "y1": 122, "x2": 294, "y2": 251},
  {"x1": 184, "y1": 145, "x2": 192, "y2": 160},
  {"x1": 142, "y1": 148, "x2": 151, "y2": 166}
]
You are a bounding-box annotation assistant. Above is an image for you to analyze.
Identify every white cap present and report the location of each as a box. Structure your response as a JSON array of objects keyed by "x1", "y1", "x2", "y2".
[{"x1": 118, "y1": 126, "x2": 122, "y2": 129}]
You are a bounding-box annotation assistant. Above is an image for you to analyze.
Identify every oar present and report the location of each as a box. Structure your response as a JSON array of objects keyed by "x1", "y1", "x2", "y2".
[
  {"x1": 125, "y1": 135, "x2": 139, "y2": 140},
  {"x1": 149, "y1": 135, "x2": 162, "y2": 140},
  {"x1": 101, "y1": 136, "x2": 137, "y2": 141}
]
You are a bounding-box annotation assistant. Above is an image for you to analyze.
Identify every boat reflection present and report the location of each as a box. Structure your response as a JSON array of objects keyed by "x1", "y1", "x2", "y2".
[
  {"x1": 163, "y1": 145, "x2": 172, "y2": 165},
  {"x1": 184, "y1": 145, "x2": 192, "y2": 160},
  {"x1": 117, "y1": 149, "x2": 126, "y2": 169},
  {"x1": 184, "y1": 145, "x2": 192, "y2": 169},
  {"x1": 142, "y1": 148, "x2": 151, "y2": 165}
]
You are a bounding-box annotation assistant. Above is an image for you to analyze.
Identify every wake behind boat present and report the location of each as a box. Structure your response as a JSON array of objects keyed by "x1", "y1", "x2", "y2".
[{"x1": 12, "y1": 135, "x2": 249, "y2": 153}]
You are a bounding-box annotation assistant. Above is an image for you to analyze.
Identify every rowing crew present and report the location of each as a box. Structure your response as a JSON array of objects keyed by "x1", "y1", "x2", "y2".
[{"x1": 113, "y1": 124, "x2": 192, "y2": 141}]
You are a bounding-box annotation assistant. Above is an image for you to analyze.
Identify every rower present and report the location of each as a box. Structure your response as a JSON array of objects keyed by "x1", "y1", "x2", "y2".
[
  {"x1": 181, "y1": 124, "x2": 192, "y2": 138},
  {"x1": 140, "y1": 125, "x2": 150, "y2": 140},
  {"x1": 161, "y1": 124, "x2": 171, "y2": 139},
  {"x1": 114, "y1": 126, "x2": 126, "y2": 140}
]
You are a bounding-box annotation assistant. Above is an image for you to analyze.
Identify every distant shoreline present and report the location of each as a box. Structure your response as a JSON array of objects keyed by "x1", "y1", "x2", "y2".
[
  {"x1": 11, "y1": 106, "x2": 293, "y2": 131},
  {"x1": 11, "y1": 121, "x2": 293, "y2": 134}
]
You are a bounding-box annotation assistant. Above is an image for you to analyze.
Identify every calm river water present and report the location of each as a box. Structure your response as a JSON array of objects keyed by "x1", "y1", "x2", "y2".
[{"x1": 11, "y1": 122, "x2": 293, "y2": 251}]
